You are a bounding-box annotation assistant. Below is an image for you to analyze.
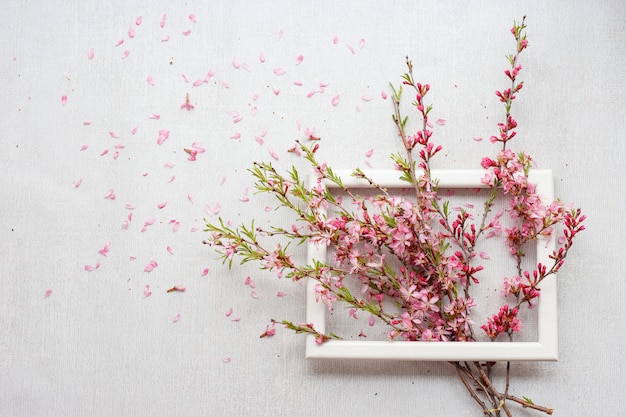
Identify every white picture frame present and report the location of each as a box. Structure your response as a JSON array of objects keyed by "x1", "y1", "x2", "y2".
[{"x1": 305, "y1": 169, "x2": 557, "y2": 361}]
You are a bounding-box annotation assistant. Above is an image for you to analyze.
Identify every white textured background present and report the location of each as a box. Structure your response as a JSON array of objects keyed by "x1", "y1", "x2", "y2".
[{"x1": 1, "y1": 1, "x2": 624, "y2": 416}]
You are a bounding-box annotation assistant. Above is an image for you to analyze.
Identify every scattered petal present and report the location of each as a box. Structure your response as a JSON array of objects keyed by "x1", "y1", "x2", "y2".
[
  {"x1": 167, "y1": 285, "x2": 186, "y2": 293},
  {"x1": 189, "y1": 14, "x2": 196, "y2": 23},
  {"x1": 221, "y1": 357, "x2": 231, "y2": 363},
  {"x1": 87, "y1": 49, "x2": 94, "y2": 60},
  {"x1": 128, "y1": 27, "x2": 135, "y2": 38},
  {"x1": 436, "y1": 118, "x2": 446, "y2": 125},
  {"x1": 61, "y1": 95, "x2": 67, "y2": 106},
  {"x1": 160, "y1": 14, "x2": 167, "y2": 28},
  {"x1": 149, "y1": 113, "x2": 160, "y2": 120},
  {"x1": 381, "y1": 90, "x2": 388, "y2": 100},
  {"x1": 365, "y1": 149, "x2": 374, "y2": 158},
  {"x1": 116, "y1": 39, "x2": 124, "y2": 47},
  {"x1": 259, "y1": 52, "x2": 265, "y2": 63},
  {"x1": 232, "y1": 57, "x2": 240, "y2": 69},
  {"x1": 276, "y1": 292, "x2": 287, "y2": 298},
  {"x1": 361, "y1": 95, "x2": 373, "y2": 101},
  {"x1": 157, "y1": 129, "x2": 170, "y2": 145},
  {"x1": 295, "y1": 55, "x2": 303, "y2": 65},
  {"x1": 333, "y1": 35, "x2": 339, "y2": 44},
  {"x1": 157, "y1": 201, "x2": 167, "y2": 209},
  {"x1": 172, "y1": 313, "x2": 181, "y2": 323},
  {"x1": 182, "y1": 29, "x2": 191, "y2": 36},
  {"x1": 121, "y1": 50, "x2": 130, "y2": 59},
  {"x1": 269, "y1": 147, "x2": 279, "y2": 160},
  {"x1": 166, "y1": 246, "x2": 174, "y2": 255},
  {"x1": 245, "y1": 276, "x2": 255, "y2": 288},
  {"x1": 143, "y1": 285, "x2": 152, "y2": 298},
  {"x1": 273, "y1": 68, "x2": 286, "y2": 76},
  {"x1": 84, "y1": 262, "x2": 100, "y2": 272},
  {"x1": 74, "y1": 178, "x2": 83, "y2": 188},
  {"x1": 201, "y1": 268, "x2": 209, "y2": 276},
  {"x1": 473, "y1": 137, "x2": 483, "y2": 142},
  {"x1": 331, "y1": 95, "x2": 340, "y2": 106},
  {"x1": 98, "y1": 242, "x2": 111, "y2": 257},
  {"x1": 146, "y1": 76, "x2": 155, "y2": 85},
  {"x1": 135, "y1": 16, "x2": 142, "y2": 26},
  {"x1": 272, "y1": 87, "x2": 280, "y2": 95},
  {"x1": 479, "y1": 251, "x2": 490, "y2": 259},
  {"x1": 347, "y1": 44, "x2": 355, "y2": 54},
  {"x1": 368, "y1": 315, "x2": 375, "y2": 326},
  {"x1": 359, "y1": 38, "x2": 366, "y2": 48},
  {"x1": 144, "y1": 259, "x2": 158, "y2": 272},
  {"x1": 44, "y1": 289, "x2": 52, "y2": 298}
]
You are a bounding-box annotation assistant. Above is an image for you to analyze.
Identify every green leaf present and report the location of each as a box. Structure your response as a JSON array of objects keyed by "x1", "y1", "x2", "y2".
[{"x1": 522, "y1": 396, "x2": 535, "y2": 405}]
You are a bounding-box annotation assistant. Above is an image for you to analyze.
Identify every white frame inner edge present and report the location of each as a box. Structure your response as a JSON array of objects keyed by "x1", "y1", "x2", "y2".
[{"x1": 305, "y1": 169, "x2": 557, "y2": 361}]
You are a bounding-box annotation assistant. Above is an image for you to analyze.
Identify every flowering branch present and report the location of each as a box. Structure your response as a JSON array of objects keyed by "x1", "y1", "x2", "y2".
[{"x1": 204, "y1": 17, "x2": 584, "y2": 416}]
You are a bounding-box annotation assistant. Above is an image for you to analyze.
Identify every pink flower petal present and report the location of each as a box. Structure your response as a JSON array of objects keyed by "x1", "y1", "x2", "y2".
[
  {"x1": 473, "y1": 137, "x2": 483, "y2": 142},
  {"x1": 365, "y1": 149, "x2": 373, "y2": 158},
  {"x1": 276, "y1": 292, "x2": 286, "y2": 298},
  {"x1": 361, "y1": 95, "x2": 373, "y2": 101},
  {"x1": 143, "y1": 285, "x2": 152, "y2": 298},
  {"x1": 44, "y1": 289, "x2": 52, "y2": 298},
  {"x1": 135, "y1": 16, "x2": 142, "y2": 26},
  {"x1": 221, "y1": 357, "x2": 231, "y2": 363},
  {"x1": 156, "y1": 129, "x2": 170, "y2": 145},
  {"x1": 436, "y1": 118, "x2": 446, "y2": 125},
  {"x1": 359, "y1": 38, "x2": 366, "y2": 48},
  {"x1": 172, "y1": 313, "x2": 181, "y2": 323},
  {"x1": 269, "y1": 147, "x2": 279, "y2": 160},
  {"x1": 74, "y1": 178, "x2": 83, "y2": 188},
  {"x1": 122, "y1": 50, "x2": 130, "y2": 59},
  {"x1": 131, "y1": 127, "x2": 138, "y2": 135},
  {"x1": 157, "y1": 201, "x2": 167, "y2": 209},
  {"x1": 116, "y1": 39, "x2": 124, "y2": 47},
  {"x1": 182, "y1": 29, "x2": 191, "y2": 36},
  {"x1": 189, "y1": 14, "x2": 196, "y2": 23},
  {"x1": 146, "y1": 76, "x2": 155, "y2": 85},
  {"x1": 369, "y1": 315, "x2": 375, "y2": 326},
  {"x1": 333, "y1": 35, "x2": 339, "y2": 44},
  {"x1": 331, "y1": 95, "x2": 340, "y2": 106},
  {"x1": 84, "y1": 262, "x2": 100, "y2": 272},
  {"x1": 201, "y1": 268, "x2": 209, "y2": 276},
  {"x1": 245, "y1": 276, "x2": 255, "y2": 288},
  {"x1": 272, "y1": 87, "x2": 280, "y2": 95},
  {"x1": 98, "y1": 242, "x2": 111, "y2": 256},
  {"x1": 232, "y1": 58, "x2": 240, "y2": 69},
  {"x1": 347, "y1": 45, "x2": 355, "y2": 54},
  {"x1": 479, "y1": 251, "x2": 490, "y2": 259},
  {"x1": 87, "y1": 49, "x2": 94, "y2": 60},
  {"x1": 259, "y1": 52, "x2": 265, "y2": 63},
  {"x1": 381, "y1": 90, "x2": 388, "y2": 100},
  {"x1": 273, "y1": 68, "x2": 286, "y2": 76},
  {"x1": 61, "y1": 95, "x2": 67, "y2": 106},
  {"x1": 295, "y1": 55, "x2": 303, "y2": 65},
  {"x1": 128, "y1": 27, "x2": 135, "y2": 38},
  {"x1": 160, "y1": 14, "x2": 167, "y2": 28},
  {"x1": 166, "y1": 246, "x2": 174, "y2": 254}
]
